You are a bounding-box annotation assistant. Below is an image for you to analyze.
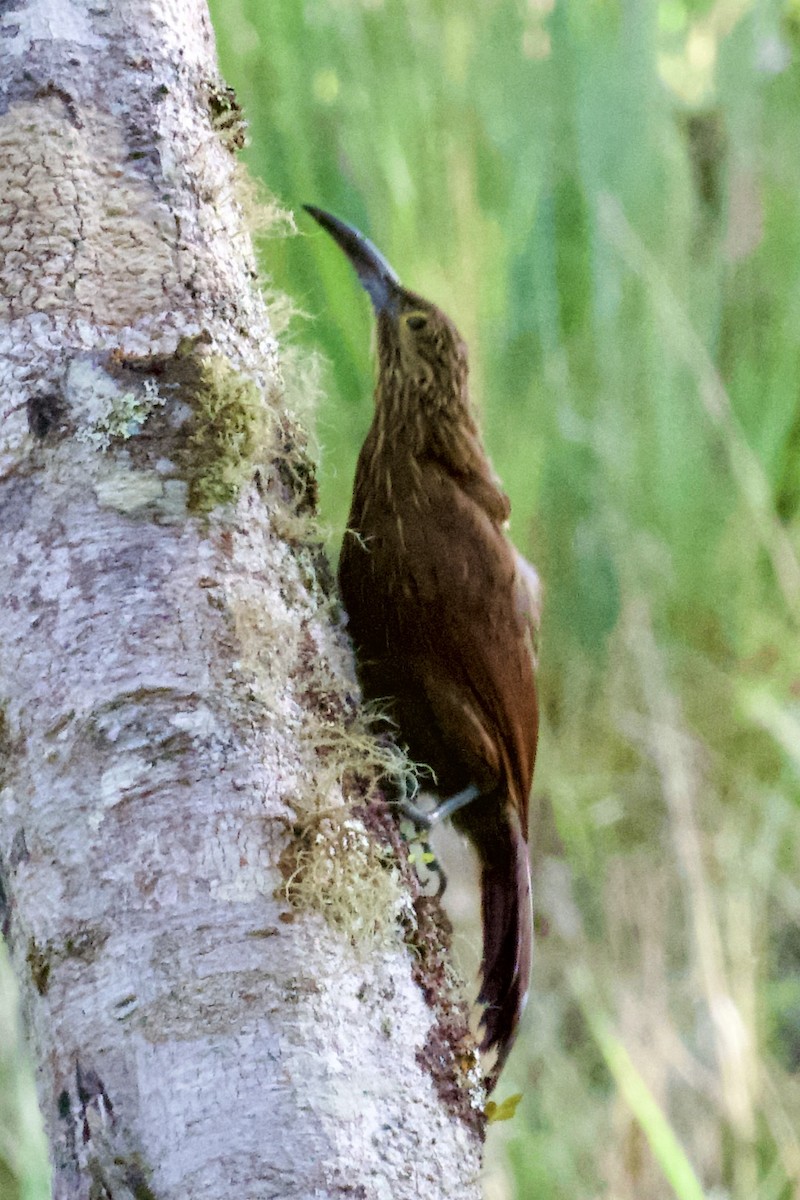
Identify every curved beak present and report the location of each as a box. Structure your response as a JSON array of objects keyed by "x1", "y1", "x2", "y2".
[{"x1": 303, "y1": 205, "x2": 401, "y2": 314}]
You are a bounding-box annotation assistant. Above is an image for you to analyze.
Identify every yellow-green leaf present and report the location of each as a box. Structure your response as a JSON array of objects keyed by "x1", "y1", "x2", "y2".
[{"x1": 486, "y1": 1092, "x2": 523, "y2": 1123}]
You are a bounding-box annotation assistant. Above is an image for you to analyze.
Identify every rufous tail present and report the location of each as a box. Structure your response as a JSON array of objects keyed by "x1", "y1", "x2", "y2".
[{"x1": 476, "y1": 805, "x2": 532, "y2": 1089}]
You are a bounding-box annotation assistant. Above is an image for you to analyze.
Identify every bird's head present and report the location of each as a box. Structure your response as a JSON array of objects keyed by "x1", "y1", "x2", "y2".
[{"x1": 304, "y1": 205, "x2": 468, "y2": 406}]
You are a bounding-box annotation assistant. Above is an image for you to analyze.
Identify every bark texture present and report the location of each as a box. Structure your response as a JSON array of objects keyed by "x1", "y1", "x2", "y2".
[{"x1": 0, "y1": 2, "x2": 483, "y2": 1197}]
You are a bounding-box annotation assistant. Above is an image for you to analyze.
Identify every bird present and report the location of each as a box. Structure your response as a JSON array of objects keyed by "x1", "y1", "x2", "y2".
[{"x1": 304, "y1": 205, "x2": 541, "y2": 1088}]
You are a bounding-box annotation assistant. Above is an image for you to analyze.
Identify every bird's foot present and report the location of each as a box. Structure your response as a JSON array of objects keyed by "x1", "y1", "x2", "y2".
[
  {"x1": 399, "y1": 782, "x2": 481, "y2": 829},
  {"x1": 396, "y1": 795, "x2": 435, "y2": 829},
  {"x1": 394, "y1": 783, "x2": 480, "y2": 898}
]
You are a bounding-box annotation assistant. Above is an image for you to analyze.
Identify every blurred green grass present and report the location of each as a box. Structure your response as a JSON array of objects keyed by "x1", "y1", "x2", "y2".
[
  {"x1": 0, "y1": 942, "x2": 49, "y2": 1200},
  {"x1": 4, "y1": 1, "x2": 800, "y2": 1196}
]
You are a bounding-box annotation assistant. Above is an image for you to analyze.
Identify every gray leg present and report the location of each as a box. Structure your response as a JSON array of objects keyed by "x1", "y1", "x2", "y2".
[{"x1": 397, "y1": 783, "x2": 480, "y2": 830}]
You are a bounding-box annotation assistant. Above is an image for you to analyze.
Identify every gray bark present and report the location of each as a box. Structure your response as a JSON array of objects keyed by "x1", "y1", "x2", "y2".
[{"x1": 0, "y1": 1, "x2": 484, "y2": 1196}]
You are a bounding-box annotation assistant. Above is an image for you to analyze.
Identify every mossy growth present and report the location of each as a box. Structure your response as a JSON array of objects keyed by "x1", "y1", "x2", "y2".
[
  {"x1": 26, "y1": 938, "x2": 51, "y2": 997},
  {"x1": 279, "y1": 714, "x2": 483, "y2": 1137},
  {"x1": 278, "y1": 717, "x2": 419, "y2": 949},
  {"x1": 204, "y1": 79, "x2": 247, "y2": 152},
  {"x1": 107, "y1": 340, "x2": 274, "y2": 515},
  {"x1": 181, "y1": 355, "x2": 271, "y2": 513},
  {"x1": 281, "y1": 811, "x2": 407, "y2": 945}
]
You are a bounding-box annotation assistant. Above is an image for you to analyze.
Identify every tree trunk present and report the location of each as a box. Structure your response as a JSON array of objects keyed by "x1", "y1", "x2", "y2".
[{"x1": 0, "y1": 2, "x2": 484, "y2": 1196}]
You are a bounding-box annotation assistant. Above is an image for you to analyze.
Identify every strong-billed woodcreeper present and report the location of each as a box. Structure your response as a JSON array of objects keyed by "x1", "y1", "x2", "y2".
[{"x1": 305, "y1": 206, "x2": 540, "y2": 1084}]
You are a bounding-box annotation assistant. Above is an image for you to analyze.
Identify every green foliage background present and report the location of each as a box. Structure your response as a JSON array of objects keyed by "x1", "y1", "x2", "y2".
[{"x1": 4, "y1": 1, "x2": 800, "y2": 1197}]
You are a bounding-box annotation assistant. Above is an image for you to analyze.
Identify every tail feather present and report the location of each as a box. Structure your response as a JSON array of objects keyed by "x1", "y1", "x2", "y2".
[{"x1": 476, "y1": 808, "x2": 532, "y2": 1084}]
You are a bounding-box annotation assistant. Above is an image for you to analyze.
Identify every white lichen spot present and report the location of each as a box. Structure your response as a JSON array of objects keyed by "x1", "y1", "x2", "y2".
[
  {"x1": 210, "y1": 872, "x2": 279, "y2": 903},
  {"x1": 94, "y1": 470, "x2": 165, "y2": 512},
  {"x1": 0, "y1": 783, "x2": 17, "y2": 820},
  {"x1": 67, "y1": 359, "x2": 165, "y2": 450},
  {"x1": 395, "y1": 889, "x2": 417, "y2": 932},
  {"x1": 92, "y1": 755, "x2": 151, "y2": 829},
  {"x1": 161, "y1": 479, "x2": 188, "y2": 511},
  {"x1": 1, "y1": 0, "x2": 104, "y2": 55},
  {"x1": 170, "y1": 707, "x2": 220, "y2": 739}
]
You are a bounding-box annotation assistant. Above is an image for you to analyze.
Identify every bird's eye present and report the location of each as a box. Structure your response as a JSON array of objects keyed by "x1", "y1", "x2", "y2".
[{"x1": 405, "y1": 312, "x2": 428, "y2": 331}]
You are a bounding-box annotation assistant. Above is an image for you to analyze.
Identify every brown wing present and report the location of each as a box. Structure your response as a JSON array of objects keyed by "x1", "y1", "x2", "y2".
[
  {"x1": 421, "y1": 463, "x2": 536, "y2": 802},
  {"x1": 347, "y1": 456, "x2": 539, "y2": 813}
]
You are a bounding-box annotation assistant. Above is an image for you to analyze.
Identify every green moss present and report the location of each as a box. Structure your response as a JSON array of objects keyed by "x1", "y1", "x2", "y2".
[
  {"x1": 180, "y1": 356, "x2": 271, "y2": 513},
  {"x1": 205, "y1": 80, "x2": 246, "y2": 152},
  {"x1": 107, "y1": 343, "x2": 273, "y2": 515},
  {"x1": 25, "y1": 940, "x2": 51, "y2": 998}
]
